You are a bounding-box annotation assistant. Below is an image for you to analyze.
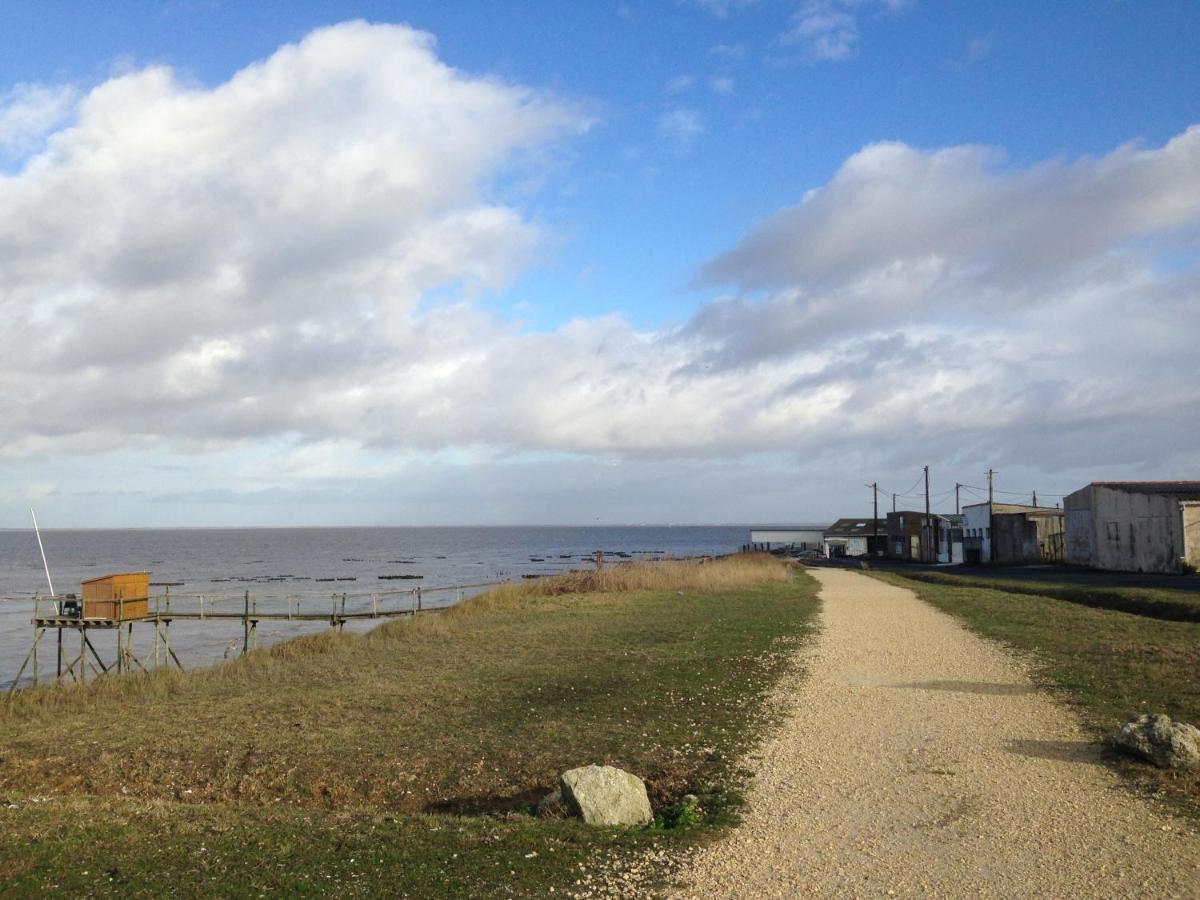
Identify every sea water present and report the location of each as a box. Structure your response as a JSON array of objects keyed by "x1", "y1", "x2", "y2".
[{"x1": 0, "y1": 526, "x2": 747, "y2": 689}]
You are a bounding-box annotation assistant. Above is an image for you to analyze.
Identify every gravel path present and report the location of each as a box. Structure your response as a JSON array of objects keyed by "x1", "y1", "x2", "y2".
[{"x1": 672, "y1": 568, "x2": 1200, "y2": 898}]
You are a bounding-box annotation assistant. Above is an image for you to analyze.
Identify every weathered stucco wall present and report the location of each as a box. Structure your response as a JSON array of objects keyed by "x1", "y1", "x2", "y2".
[
  {"x1": 1183, "y1": 502, "x2": 1200, "y2": 570},
  {"x1": 1086, "y1": 486, "x2": 1186, "y2": 574},
  {"x1": 1064, "y1": 487, "x2": 1096, "y2": 566}
]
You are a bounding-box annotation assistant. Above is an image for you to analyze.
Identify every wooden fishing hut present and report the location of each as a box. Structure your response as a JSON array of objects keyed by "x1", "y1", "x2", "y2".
[{"x1": 80, "y1": 572, "x2": 150, "y2": 619}]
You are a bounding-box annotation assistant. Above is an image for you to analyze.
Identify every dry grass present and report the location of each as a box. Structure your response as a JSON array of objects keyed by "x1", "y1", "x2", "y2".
[
  {"x1": 452, "y1": 552, "x2": 792, "y2": 612},
  {"x1": 0, "y1": 560, "x2": 819, "y2": 897},
  {"x1": 2, "y1": 554, "x2": 792, "y2": 720}
]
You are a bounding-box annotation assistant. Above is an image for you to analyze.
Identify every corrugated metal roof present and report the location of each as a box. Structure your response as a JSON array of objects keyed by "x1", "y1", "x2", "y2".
[{"x1": 824, "y1": 517, "x2": 884, "y2": 537}]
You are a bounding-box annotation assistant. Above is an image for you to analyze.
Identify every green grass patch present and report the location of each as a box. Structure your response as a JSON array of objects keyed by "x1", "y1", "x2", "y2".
[
  {"x1": 895, "y1": 571, "x2": 1200, "y2": 622},
  {"x1": 0, "y1": 557, "x2": 818, "y2": 897},
  {"x1": 872, "y1": 570, "x2": 1200, "y2": 815}
]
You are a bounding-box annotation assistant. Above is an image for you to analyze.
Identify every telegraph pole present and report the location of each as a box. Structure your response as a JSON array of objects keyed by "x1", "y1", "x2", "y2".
[
  {"x1": 892, "y1": 492, "x2": 896, "y2": 513},
  {"x1": 1032, "y1": 490, "x2": 1038, "y2": 508},
  {"x1": 986, "y1": 468, "x2": 996, "y2": 562},
  {"x1": 955, "y1": 482, "x2": 961, "y2": 516},
  {"x1": 871, "y1": 482, "x2": 879, "y2": 557},
  {"x1": 923, "y1": 465, "x2": 931, "y2": 563}
]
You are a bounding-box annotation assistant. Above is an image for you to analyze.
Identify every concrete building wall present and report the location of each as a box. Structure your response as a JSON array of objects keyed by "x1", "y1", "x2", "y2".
[
  {"x1": 823, "y1": 536, "x2": 869, "y2": 557},
  {"x1": 750, "y1": 529, "x2": 825, "y2": 547},
  {"x1": 1184, "y1": 502, "x2": 1200, "y2": 570},
  {"x1": 962, "y1": 504, "x2": 991, "y2": 562},
  {"x1": 1064, "y1": 487, "x2": 1095, "y2": 566},
  {"x1": 1071, "y1": 486, "x2": 1187, "y2": 574}
]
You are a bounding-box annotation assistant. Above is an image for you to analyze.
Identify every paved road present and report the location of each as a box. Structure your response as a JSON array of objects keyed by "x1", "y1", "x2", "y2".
[{"x1": 672, "y1": 568, "x2": 1200, "y2": 898}]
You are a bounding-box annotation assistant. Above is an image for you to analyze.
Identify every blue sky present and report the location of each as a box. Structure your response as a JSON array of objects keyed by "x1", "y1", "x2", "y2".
[{"x1": 0, "y1": 1, "x2": 1197, "y2": 526}]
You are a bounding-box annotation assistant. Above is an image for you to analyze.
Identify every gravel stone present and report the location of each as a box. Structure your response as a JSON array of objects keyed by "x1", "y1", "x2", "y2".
[{"x1": 670, "y1": 569, "x2": 1200, "y2": 898}]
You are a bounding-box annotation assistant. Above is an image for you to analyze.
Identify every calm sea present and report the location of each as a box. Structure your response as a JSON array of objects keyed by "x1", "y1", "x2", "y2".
[{"x1": 0, "y1": 526, "x2": 747, "y2": 689}]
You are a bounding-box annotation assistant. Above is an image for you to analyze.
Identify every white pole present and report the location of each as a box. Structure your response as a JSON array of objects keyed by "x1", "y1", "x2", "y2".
[{"x1": 30, "y1": 508, "x2": 55, "y2": 597}]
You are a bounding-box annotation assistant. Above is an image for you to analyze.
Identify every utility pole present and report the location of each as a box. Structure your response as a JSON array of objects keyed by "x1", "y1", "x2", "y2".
[
  {"x1": 892, "y1": 492, "x2": 896, "y2": 513},
  {"x1": 923, "y1": 465, "x2": 931, "y2": 563},
  {"x1": 871, "y1": 482, "x2": 879, "y2": 558},
  {"x1": 955, "y1": 482, "x2": 961, "y2": 516},
  {"x1": 986, "y1": 468, "x2": 996, "y2": 563},
  {"x1": 1032, "y1": 490, "x2": 1038, "y2": 508}
]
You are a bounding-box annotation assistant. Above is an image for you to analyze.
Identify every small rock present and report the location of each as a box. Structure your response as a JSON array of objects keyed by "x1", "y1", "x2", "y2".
[
  {"x1": 559, "y1": 765, "x2": 653, "y2": 826},
  {"x1": 1111, "y1": 713, "x2": 1200, "y2": 771}
]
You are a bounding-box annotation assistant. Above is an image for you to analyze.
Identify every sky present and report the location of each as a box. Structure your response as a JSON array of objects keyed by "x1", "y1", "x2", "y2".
[{"x1": 0, "y1": 0, "x2": 1197, "y2": 527}]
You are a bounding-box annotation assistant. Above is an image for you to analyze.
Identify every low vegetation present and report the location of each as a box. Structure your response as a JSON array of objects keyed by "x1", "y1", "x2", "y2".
[
  {"x1": 873, "y1": 570, "x2": 1200, "y2": 814},
  {"x1": 894, "y1": 571, "x2": 1200, "y2": 622},
  {"x1": 0, "y1": 554, "x2": 818, "y2": 897}
]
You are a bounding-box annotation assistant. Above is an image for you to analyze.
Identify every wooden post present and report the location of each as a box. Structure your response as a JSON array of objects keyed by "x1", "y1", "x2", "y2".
[
  {"x1": 8, "y1": 628, "x2": 47, "y2": 694},
  {"x1": 416, "y1": 586, "x2": 422, "y2": 612},
  {"x1": 372, "y1": 593, "x2": 378, "y2": 617},
  {"x1": 242, "y1": 590, "x2": 249, "y2": 656},
  {"x1": 115, "y1": 596, "x2": 123, "y2": 675}
]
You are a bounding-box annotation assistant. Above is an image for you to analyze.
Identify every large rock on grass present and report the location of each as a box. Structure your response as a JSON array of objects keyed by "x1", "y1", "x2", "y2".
[
  {"x1": 1111, "y1": 713, "x2": 1200, "y2": 771},
  {"x1": 559, "y1": 765, "x2": 653, "y2": 826}
]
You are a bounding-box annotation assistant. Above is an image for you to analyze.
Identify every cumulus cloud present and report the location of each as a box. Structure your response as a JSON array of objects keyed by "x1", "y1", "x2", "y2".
[
  {"x1": 0, "y1": 83, "x2": 78, "y2": 159},
  {"x1": 0, "y1": 21, "x2": 588, "y2": 456},
  {"x1": 1, "y1": 21, "x2": 1197, "y2": 515},
  {"x1": 688, "y1": 128, "x2": 1200, "y2": 469},
  {"x1": 701, "y1": 130, "x2": 1200, "y2": 292}
]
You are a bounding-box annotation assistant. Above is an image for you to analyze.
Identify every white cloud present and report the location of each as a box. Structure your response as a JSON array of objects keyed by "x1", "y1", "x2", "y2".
[
  {"x1": 0, "y1": 83, "x2": 78, "y2": 158},
  {"x1": 665, "y1": 74, "x2": 695, "y2": 94},
  {"x1": 965, "y1": 32, "x2": 994, "y2": 63},
  {"x1": 1, "y1": 22, "x2": 1197, "y2": 522},
  {"x1": 710, "y1": 76, "x2": 735, "y2": 95},
  {"x1": 657, "y1": 107, "x2": 705, "y2": 148},
  {"x1": 702, "y1": 130, "x2": 1200, "y2": 292},
  {"x1": 709, "y1": 43, "x2": 747, "y2": 62},
  {"x1": 782, "y1": 0, "x2": 912, "y2": 62},
  {"x1": 687, "y1": 127, "x2": 1200, "y2": 468},
  {"x1": 688, "y1": 0, "x2": 759, "y2": 18}
]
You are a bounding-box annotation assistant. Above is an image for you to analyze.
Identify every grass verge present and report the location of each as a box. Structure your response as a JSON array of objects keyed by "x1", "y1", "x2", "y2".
[
  {"x1": 871, "y1": 570, "x2": 1200, "y2": 816},
  {"x1": 892, "y1": 571, "x2": 1200, "y2": 622},
  {"x1": 0, "y1": 555, "x2": 818, "y2": 897}
]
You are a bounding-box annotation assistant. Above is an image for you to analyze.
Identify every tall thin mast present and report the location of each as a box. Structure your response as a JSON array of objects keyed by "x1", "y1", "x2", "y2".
[{"x1": 31, "y1": 508, "x2": 55, "y2": 596}]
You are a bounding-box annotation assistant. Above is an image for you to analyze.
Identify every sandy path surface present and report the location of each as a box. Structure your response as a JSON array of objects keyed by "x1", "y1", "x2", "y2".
[{"x1": 672, "y1": 568, "x2": 1200, "y2": 898}]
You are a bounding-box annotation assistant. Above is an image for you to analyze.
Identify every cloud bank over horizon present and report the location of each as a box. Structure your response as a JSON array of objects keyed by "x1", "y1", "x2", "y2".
[{"x1": 1, "y1": 20, "x2": 1197, "y2": 523}]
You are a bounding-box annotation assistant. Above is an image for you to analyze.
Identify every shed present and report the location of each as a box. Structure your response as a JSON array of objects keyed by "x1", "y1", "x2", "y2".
[
  {"x1": 822, "y1": 518, "x2": 885, "y2": 558},
  {"x1": 81, "y1": 572, "x2": 151, "y2": 620},
  {"x1": 748, "y1": 525, "x2": 827, "y2": 552},
  {"x1": 1065, "y1": 481, "x2": 1200, "y2": 573}
]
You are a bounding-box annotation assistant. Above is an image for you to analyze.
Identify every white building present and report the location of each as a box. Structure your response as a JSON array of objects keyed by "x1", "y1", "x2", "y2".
[
  {"x1": 821, "y1": 518, "x2": 884, "y2": 558},
  {"x1": 747, "y1": 525, "x2": 826, "y2": 552}
]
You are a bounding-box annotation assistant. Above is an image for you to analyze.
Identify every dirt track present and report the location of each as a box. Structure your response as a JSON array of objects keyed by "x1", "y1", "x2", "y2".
[{"x1": 672, "y1": 568, "x2": 1200, "y2": 898}]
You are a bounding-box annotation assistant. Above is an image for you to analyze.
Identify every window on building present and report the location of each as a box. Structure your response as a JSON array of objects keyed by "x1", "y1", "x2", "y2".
[{"x1": 1106, "y1": 521, "x2": 1120, "y2": 542}]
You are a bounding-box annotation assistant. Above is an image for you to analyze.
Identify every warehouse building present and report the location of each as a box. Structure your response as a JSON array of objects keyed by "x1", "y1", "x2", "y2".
[{"x1": 1064, "y1": 481, "x2": 1200, "y2": 574}]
